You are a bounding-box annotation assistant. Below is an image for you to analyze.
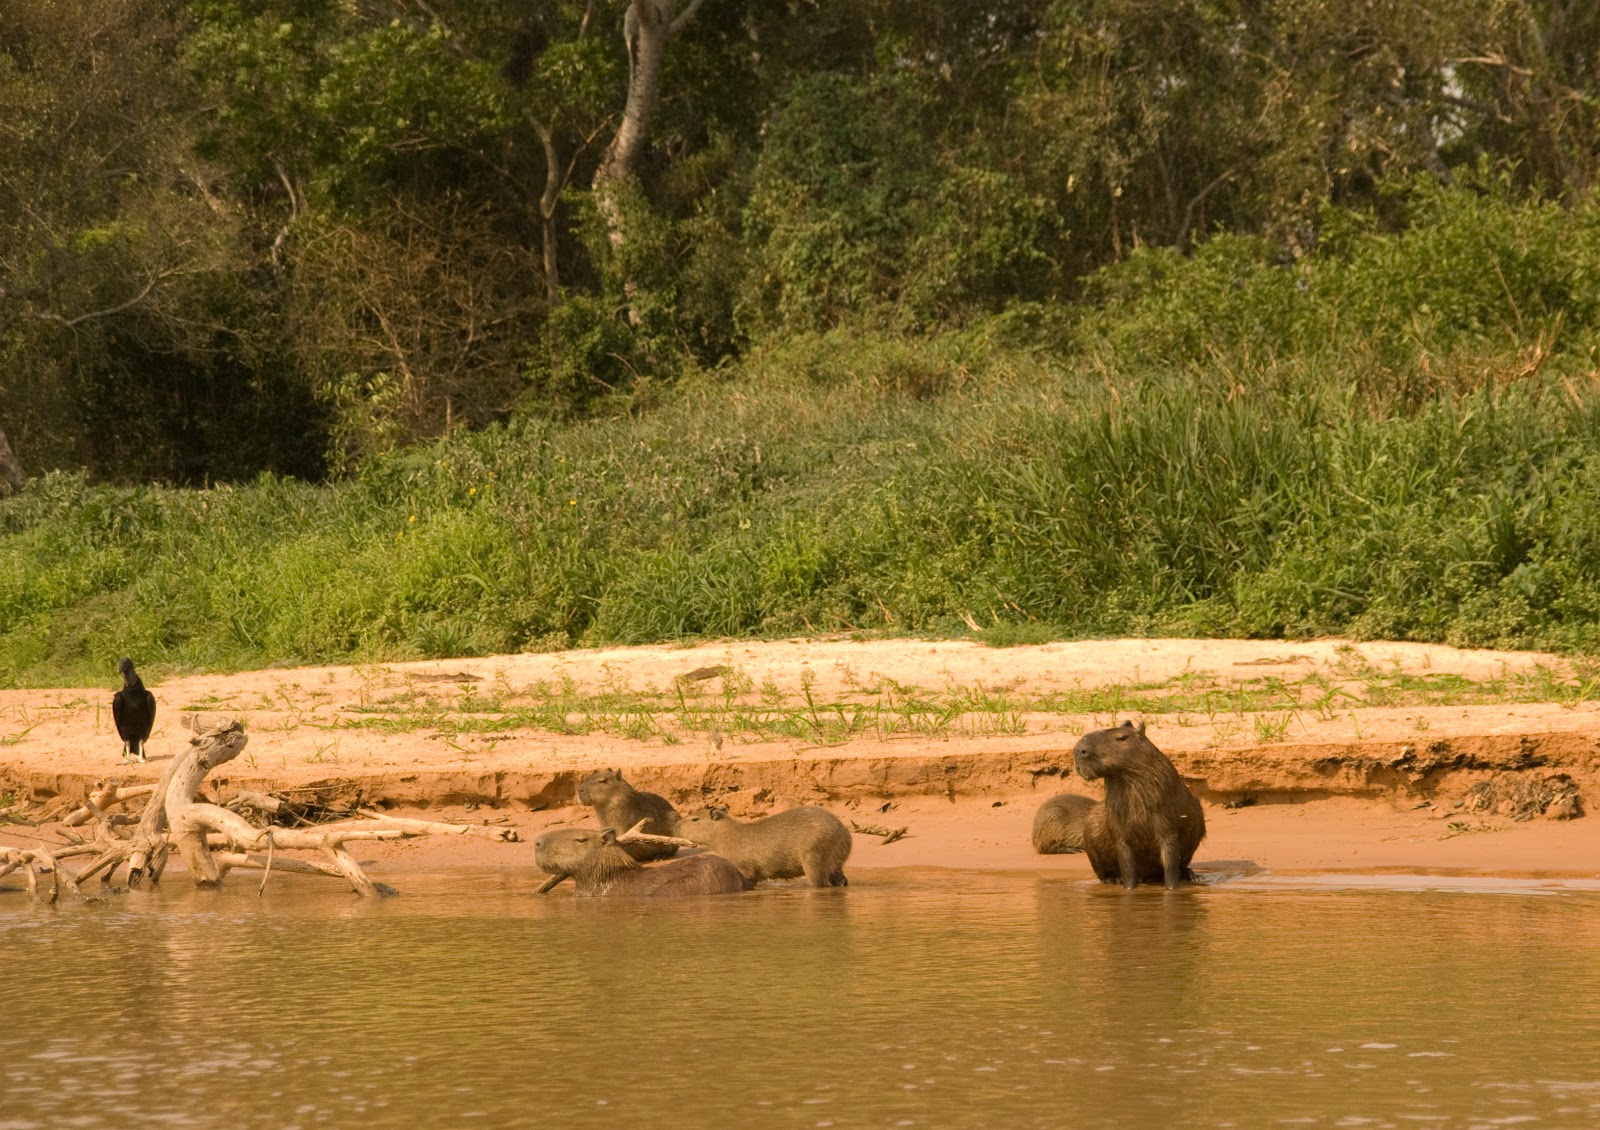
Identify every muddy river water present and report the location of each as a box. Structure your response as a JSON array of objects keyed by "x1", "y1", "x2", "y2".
[{"x1": 2, "y1": 867, "x2": 1598, "y2": 1129}]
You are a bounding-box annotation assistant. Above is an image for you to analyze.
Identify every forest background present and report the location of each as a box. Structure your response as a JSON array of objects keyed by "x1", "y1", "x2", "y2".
[{"x1": 3, "y1": 0, "x2": 1600, "y2": 683}]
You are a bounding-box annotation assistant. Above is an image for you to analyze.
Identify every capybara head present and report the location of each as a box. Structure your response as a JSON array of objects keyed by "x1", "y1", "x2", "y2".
[
  {"x1": 577, "y1": 768, "x2": 624, "y2": 806},
  {"x1": 534, "y1": 827, "x2": 603, "y2": 876},
  {"x1": 1073, "y1": 720, "x2": 1155, "y2": 781},
  {"x1": 676, "y1": 804, "x2": 731, "y2": 836}
]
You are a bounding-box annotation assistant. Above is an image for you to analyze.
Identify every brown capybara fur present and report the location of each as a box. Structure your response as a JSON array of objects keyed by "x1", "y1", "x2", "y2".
[
  {"x1": 1032, "y1": 793, "x2": 1097, "y2": 855},
  {"x1": 676, "y1": 804, "x2": 851, "y2": 887},
  {"x1": 576, "y1": 768, "x2": 680, "y2": 861},
  {"x1": 533, "y1": 827, "x2": 603, "y2": 891},
  {"x1": 543, "y1": 829, "x2": 749, "y2": 898},
  {"x1": 1073, "y1": 721, "x2": 1205, "y2": 889}
]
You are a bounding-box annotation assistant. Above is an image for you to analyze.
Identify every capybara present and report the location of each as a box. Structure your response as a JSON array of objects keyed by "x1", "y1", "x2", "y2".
[
  {"x1": 1073, "y1": 721, "x2": 1205, "y2": 889},
  {"x1": 1032, "y1": 793, "x2": 1097, "y2": 855},
  {"x1": 537, "y1": 828, "x2": 749, "y2": 897},
  {"x1": 533, "y1": 827, "x2": 601, "y2": 893},
  {"x1": 576, "y1": 768, "x2": 680, "y2": 861},
  {"x1": 676, "y1": 804, "x2": 851, "y2": 887}
]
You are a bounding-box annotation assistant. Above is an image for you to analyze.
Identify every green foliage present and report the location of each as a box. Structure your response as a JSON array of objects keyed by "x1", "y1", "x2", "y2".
[
  {"x1": 16, "y1": 294, "x2": 1600, "y2": 682},
  {"x1": 741, "y1": 71, "x2": 940, "y2": 332},
  {"x1": 524, "y1": 294, "x2": 644, "y2": 416},
  {"x1": 1082, "y1": 177, "x2": 1600, "y2": 400}
]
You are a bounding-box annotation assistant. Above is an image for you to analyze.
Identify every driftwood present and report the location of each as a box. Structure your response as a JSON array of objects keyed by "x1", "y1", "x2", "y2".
[
  {"x1": 6, "y1": 717, "x2": 519, "y2": 899},
  {"x1": 62, "y1": 781, "x2": 158, "y2": 827},
  {"x1": 849, "y1": 821, "x2": 909, "y2": 844},
  {"x1": 0, "y1": 846, "x2": 69, "y2": 903},
  {"x1": 616, "y1": 818, "x2": 697, "y2": 850},
  {"x1": 226, "y1": 789, "x2": 287, "y2": 815}
]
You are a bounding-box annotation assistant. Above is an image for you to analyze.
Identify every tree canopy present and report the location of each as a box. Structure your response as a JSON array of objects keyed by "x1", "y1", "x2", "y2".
[{"x1": 3, "y1": 0, "x2": 1598, "y2": 482}]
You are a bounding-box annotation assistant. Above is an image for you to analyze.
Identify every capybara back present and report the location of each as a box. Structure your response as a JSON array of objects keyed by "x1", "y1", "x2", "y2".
[
  {"x1": 677, "y1": 804, "x2": 851, "y2": 887},
  {"x1": 1032, "y1": 793, "x2": 1096, "y2": 855}
]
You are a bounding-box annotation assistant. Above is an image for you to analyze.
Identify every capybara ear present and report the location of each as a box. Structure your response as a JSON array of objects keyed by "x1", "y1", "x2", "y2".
[
  {"x1": 1136, "y1": 720, "x2": 1147, "y2": 737},
  {"x1": 1120, "y1": 720, "x2": 1135, "y2": 730},
  {"x1": 601, "y1": 829, "x2": 618, "y2": 844},
  {"x1": 709, "y1": 805, "x2": 728, "y2": 820}
]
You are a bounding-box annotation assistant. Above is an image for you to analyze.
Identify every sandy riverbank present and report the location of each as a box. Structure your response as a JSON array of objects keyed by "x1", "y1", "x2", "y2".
[{"x1": 3, "y1": 637, "x2": 1598, "y2": 884}]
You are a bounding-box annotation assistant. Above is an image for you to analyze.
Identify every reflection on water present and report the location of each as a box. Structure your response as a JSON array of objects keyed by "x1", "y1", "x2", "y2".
[{"x1": 3, "y1": 868, "x2": 1598, "y2": 1129}]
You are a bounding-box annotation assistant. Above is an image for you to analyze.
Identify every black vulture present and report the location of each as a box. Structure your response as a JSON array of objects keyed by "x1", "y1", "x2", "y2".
[{"x1": 112, "y1": 657, "x2": 156, "y2": 763}]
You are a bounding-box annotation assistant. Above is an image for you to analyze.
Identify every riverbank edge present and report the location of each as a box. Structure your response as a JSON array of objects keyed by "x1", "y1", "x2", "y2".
[{"x1": 4, "y1": 728, "x2": 1596, "y2": 813}]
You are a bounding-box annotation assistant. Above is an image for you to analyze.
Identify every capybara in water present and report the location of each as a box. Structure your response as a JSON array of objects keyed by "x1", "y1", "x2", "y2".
[
  {"x1": 576, "y1": 768, "x2": 680, "y2": 861},
  {"x1": 1032, "y1": 793, "x2": 1097, "y2": 855},
  {"x1": 1073, "y1": 721, "x2": 1205, "y2": 889},
  {"x1": 538, "y1": 827, "x2": 749, "y2": 897},
  {"x1": 676, "y1": 804, "x2": 851, "y2": 887},
  {"x1": 533, "y1": 827, "x2": 601, "y2": 892}
]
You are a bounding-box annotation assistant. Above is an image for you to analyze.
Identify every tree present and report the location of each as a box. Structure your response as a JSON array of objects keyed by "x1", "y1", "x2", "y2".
[
  {"x1": 0, "y1": 0, "x2": 292, "y2": 480},
  {"x1": 591, "y1": 0, "x2": 706, "y2": 312}
]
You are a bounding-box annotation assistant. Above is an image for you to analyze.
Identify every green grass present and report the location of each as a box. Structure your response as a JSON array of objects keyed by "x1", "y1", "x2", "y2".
[
  {"x1": 10, "y1": 184, "x2": 1600, "y2": 684},
  {"x1": 9, "y1": 342, "x2": 1600, "y2": 686}
]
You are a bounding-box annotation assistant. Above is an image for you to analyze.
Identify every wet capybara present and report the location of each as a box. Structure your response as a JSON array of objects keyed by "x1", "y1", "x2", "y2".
[
  {"x1": 1032, "y1": 793, "x2": 1097, "y2": 855},
  {"x1": 1073, "y1": 721, "x2": 1205, "y2": 889},
  {"x1": 533, "y1": 827, "x2": 602, "y2": 892},
  {"x1": 676, "y1": 804, "x2": 851, "y2": 887},
  {"x1": 538, "y1": 828, "x2": 749, "y2": 897},
  {"x1": 576, "y1": 768, "x2": 680, "y2": 861}
]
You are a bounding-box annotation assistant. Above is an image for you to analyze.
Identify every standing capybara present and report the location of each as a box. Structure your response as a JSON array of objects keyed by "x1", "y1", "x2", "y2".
[
  {"x1": 536, "y1": 828, "x2": 749, "y2": 897},
  {"x1": 676, "y1": 804, "x2": 851, "y2": 887},
  {"x1": 1073, "y1": 721, "x2": 1205, "y2": 889},
  {"x1": 1032, "y1": 793, "x2": 1097, "y2": 855},
  {"x1": 576, "y1": 768, "x2": 680, "y2": 861}
]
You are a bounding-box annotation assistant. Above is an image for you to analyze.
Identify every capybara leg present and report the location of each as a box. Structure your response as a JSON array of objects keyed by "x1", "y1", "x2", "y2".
[
  {"x1": 1117, "y1": 843, "x2": 1140, "y2": 890},
  {"x1": 1160, "y1": 839, "x2": 1185, "y2": 890},
  {"x1": 829, "y1": 870, "x2": 848, "y2": 887},
  {"x1": 801, "y1": 862, "x2": 830, "y2": 888}
]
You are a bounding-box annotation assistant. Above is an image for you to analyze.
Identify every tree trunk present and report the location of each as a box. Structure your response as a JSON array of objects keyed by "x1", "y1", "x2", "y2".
[
  {"x1": 593, "y1": 0, "x2": 704, "y2": 270},
  {"x1": 0, "y1": 428, "x2": 26, "y2": 495},
  {"x1": 598, "y1": 1, "x2": 673, "y2": 191},
  {"x1": 539, "y1": 126, "x2": 564, "y2": 306}
]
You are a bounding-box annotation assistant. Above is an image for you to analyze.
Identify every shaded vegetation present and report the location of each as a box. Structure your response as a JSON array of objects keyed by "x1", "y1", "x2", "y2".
[{"x1": 5, "y1": 2, "x2": 1600, "y2": 678}]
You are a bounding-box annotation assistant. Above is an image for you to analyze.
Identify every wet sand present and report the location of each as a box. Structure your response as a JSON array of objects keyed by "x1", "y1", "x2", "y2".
[{"x1": 325, "y1": 791, "x2": 1600, "y2": 883}]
